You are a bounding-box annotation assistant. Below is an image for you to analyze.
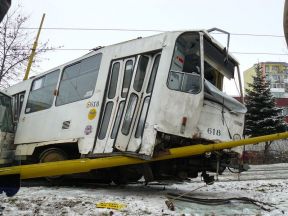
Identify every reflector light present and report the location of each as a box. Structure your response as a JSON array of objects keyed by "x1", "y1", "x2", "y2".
[
  {"x1": 176, "y1": 56, "x2": 184, "y2": 64},
  {"x1": 182, "y1": 117, "x2": 187, "y2": 126},
  {"x1": 180, "y1": 117, "x2": 187, "y2": 134}
]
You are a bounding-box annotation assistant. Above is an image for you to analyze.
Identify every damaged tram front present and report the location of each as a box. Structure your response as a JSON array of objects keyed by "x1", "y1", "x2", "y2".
[{"x1": 1, "y1": 30, "x2": 246, "y2": 183}]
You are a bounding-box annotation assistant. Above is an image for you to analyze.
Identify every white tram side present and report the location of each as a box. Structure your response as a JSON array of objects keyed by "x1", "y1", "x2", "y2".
[{"x1": 1, "y1": 30, "x2": 246, "y2": 182}]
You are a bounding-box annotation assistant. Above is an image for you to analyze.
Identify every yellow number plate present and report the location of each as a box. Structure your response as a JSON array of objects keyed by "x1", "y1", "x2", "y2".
[{"x1": 96, "y1": 202, "x2": 126, "y2": 210}]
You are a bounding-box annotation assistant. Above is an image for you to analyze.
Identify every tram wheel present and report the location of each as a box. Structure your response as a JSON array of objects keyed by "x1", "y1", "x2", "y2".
[
  {"x1": 111, "y1": 166, "x2": 142, "y2": 185},
  {"x1": 39, "y1": 148, "x2": 68, "y2": 182}
]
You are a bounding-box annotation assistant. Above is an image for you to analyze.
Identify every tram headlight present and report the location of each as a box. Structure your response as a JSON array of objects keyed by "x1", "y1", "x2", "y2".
[{"x1": 233, "y1": 134, "x2": 241, "y2": 141}]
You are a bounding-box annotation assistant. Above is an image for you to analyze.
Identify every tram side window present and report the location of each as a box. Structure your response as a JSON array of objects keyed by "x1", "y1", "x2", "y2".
[
  {"x1": 12, "y1": 91, "x2": 25, "y2": 121},
  {"x1": 56, "y1": 54, "x2": 102, "y2": 106},
  {"x1": 26, "y1": 70, "x2": 60, "y2": 113},
  {"x1": 167, "y1": 32, "x2": 201, "y2": 94},
  {"x1": 108, "y1": 62, "x2": 120, "y2": 99},
  {"x1": 0, "y1": 94, "x2": 14, "y2": 133},
  {"x1": 121, "y1": 60, "x2": 134, "y2": 98},
  {"x1": 133, "y1": 56, "x2": 149, "y2": 92},
  {"x1": 122, "y1": 93, "x2": 138, "y2": 135}
]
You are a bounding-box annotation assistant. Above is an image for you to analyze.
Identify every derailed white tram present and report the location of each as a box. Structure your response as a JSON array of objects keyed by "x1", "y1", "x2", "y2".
[{"x1": 1, "y1": 30, "x2": 246, "y2": 183}]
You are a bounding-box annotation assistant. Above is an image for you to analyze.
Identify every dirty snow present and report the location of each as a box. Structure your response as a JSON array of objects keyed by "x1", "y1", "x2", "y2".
[{"x1": 0, "y1": 163, "x2": 288, "y2": 215}]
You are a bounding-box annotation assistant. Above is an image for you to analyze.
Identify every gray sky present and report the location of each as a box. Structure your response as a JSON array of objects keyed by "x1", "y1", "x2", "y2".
[{"x1": 11, "y1": 0, "x2": 287, "y2": 95}]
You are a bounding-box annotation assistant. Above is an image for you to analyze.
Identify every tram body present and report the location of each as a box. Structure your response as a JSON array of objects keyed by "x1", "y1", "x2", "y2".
[{"x1": 0, "y1": 30, "x2": 246, "y2": 181}]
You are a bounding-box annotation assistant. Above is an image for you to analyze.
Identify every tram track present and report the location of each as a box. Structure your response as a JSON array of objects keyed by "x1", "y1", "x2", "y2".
[
  {"x1": 19, "y1": 165, "x2": 288, "y2": 188},
  {"x1": 241, "y1": 167, "x2": 288, "y2": 172},
  {"x1": 219, "y1": 165, "x2": 288, "y2": 181},
  {"x1": 20, "y1": 178, "x2": 174, "y2": 190},
  {"x1": 218, "y1": 176, "x2": 288, "y2": 182}
]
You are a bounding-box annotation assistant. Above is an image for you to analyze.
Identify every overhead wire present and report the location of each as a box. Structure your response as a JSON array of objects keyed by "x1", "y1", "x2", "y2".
[
  {"x1": 1, "y1": 28, "x2": 287, "y2": 55},
  {"x1": 9, "y1": 27, "x2": 166, "y2": 32},
  {"x1": 231, "y1": 52, "x2": 287, "y2": 56},
  {"x1": 6, "y1": 27, "x2": 285, "y2": 38},
  {"x1": 1, "y1": 48, "x2": 287, "y2": 56},
  {"x1": 213, "y1": 32, "x2": 284, "y2": 38}
]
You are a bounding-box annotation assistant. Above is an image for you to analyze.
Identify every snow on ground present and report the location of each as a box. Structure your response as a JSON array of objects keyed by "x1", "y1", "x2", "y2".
[{"x1": 1, "y1": 164, "x2": 288, "y2": 216}]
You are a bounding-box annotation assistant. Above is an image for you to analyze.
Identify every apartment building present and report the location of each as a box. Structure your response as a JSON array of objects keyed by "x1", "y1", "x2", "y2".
[
  {"x1": 243, "y1": 62, "x2": 288, "y2": 123},
  {"x1": 244, "y1": 62, "x2": 288, "y2": 98}
]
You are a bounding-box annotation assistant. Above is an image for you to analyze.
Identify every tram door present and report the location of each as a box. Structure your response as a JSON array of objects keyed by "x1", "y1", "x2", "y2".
[{"x1": 94, "y1": 53, "x2": 161, "y2": 154}]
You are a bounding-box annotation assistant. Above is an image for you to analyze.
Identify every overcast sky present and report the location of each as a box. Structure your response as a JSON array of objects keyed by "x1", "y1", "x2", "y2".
[{"x1": 10, "y1": 0, "x2": 287, "y2": 95}]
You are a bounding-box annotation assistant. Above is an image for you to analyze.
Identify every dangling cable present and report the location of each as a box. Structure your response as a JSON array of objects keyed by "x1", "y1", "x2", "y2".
[{"x1": 165, "y1": 184, "x2": 207, "y2": 211}]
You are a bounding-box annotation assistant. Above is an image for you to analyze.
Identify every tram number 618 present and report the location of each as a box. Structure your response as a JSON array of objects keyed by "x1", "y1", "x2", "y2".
[{"x1": 207, "y1": 128, "x2": 221, "y2": 136}]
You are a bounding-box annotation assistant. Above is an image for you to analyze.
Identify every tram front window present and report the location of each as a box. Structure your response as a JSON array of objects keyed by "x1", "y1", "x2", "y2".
[
  {"x1": 167, "y1": 32, "x2": 201, "y2": 94},
  {"x1": 203, "y1": 36, "x2": 237, "y2": 91}
]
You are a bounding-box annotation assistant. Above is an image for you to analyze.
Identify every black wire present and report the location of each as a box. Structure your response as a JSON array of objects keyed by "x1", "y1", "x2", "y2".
[
  {"x1": 8, "y1": 27, "x2": 165, "y2": 32},
  {"x1": 213, "y1": 32, "x2": 284, "y2": 38},
  {"x1": 231, "y1": 52, "x2": 288, "y2": 56},
  {"x1": 1, "y1": 28, "x2": 286, "y2": 55},
  {"x1": 167, "y1": 193, "x2": 275, "y2": 212},
  {"x1": 5, "y1": 27, "x2": 285, "y2": 38},
  {"x1": 0, "y1": 48, "x2": 287, "y2": 56}
]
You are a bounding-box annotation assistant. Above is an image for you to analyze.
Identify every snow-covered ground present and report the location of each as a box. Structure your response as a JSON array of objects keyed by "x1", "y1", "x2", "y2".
[{"x1": 1, "y1": 163, "x2": 288, "y2": 216}]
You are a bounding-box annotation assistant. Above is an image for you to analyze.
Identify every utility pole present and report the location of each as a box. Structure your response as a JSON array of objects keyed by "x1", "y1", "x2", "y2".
[{"x1": 23, "y1": 13, "x2": 45, "y2": 80}]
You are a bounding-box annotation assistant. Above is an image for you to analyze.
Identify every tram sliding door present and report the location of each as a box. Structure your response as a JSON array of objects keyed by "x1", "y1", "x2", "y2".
[
  {"x1": 115, "y1": 53, "x2": 161, "y2": 153},
  {"x1": 93, "y1": 57, "x2": 136, "y2": 153},
  {"x1": 93, "y1": 53, "x2": 161, "y2": 154}
]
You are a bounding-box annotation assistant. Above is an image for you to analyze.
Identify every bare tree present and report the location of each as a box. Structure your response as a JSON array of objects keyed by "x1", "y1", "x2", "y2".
[
  {"x1": 0, "y1": 5, "x2": 57, "y2": 88},
  {"x1": 270, "y1": 139, "x2": 288, "y2": 162}
]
